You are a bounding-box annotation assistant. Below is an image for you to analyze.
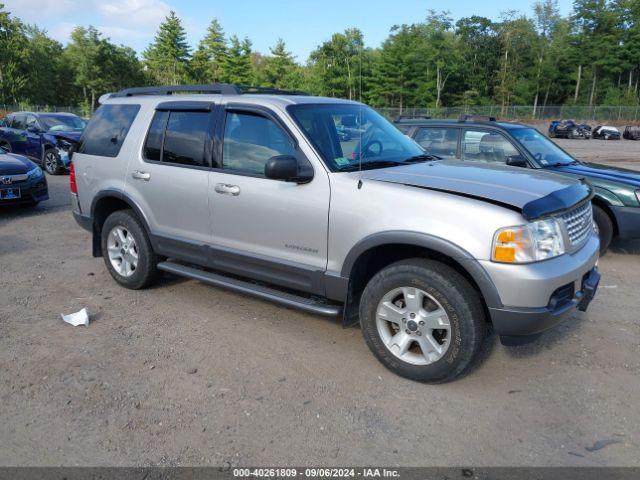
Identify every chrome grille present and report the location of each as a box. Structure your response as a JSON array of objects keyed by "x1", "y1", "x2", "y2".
[
  {"x1": 0, "y1": 174, "x2": 28, "y2": 185},
  {"x1": 560, "y1": 202, "x2": 593, "y2": 247}
]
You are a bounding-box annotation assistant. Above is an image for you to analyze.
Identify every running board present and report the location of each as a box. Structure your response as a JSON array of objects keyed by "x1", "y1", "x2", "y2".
[{"x1": 157, "y1": 261, "x2": 341, "y2": 317}]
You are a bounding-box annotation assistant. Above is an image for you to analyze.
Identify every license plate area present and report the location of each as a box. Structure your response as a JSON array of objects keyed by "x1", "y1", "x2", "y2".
[{"x1": 0, "y1": 188, "x2": 21, "y2": 200}]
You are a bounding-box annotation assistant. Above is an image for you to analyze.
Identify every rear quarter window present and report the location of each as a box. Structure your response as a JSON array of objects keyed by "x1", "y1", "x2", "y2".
[{"x1": 78, "y1": 104, "x2": 140, "y2": 157}]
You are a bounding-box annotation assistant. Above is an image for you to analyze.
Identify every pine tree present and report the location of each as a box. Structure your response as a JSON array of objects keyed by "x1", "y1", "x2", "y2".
[
  {"x1": 223, "y1": 35, "x2": 254, "y2": 84},
  {"x1": 191, "y1": 18, "x2": 227, "y2": 83},
  {"x1": 262, "y1": 39, "x2": 300, "y2": 88},
  {"x1": 143, "y1": 11, "x2": 190, "y2": 85}
]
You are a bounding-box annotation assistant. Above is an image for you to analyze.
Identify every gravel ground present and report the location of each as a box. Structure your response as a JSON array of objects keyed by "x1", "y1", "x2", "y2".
[{"x1": 0, "y1": 143, "x2": 639, "y2": 467}]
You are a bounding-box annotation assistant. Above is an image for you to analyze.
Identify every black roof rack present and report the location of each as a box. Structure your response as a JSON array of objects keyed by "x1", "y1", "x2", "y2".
[
  {"x1": 458, "y1": 114, "x2": 497, "y2": 123},
  {"x1": 394, "y1": 115, "x2": 432, "y2": 122},
  {"x1": 109, "y1": 83, "x2": 311, "y2": 98}
]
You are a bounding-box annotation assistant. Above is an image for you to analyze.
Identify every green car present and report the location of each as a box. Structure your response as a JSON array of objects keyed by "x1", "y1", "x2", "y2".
[{"x1": 395, "y1": 116, "x2": 640, "y2": 254}]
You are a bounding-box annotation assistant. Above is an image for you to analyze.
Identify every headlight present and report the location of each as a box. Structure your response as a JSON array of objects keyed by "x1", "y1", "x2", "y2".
[
  {"x1": 57, "y1": 140, "x2": 72, "y2": 151},
  {"x1": 492, "y1": 218, "x2": 565, "y2": 263},
  {"x1": 27, "y1": 166, "x2": 43, "y2": 179}
]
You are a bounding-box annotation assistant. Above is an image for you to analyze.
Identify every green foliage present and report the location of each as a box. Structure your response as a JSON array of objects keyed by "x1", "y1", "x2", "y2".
[
  {"x1": 190, "y1": 18, "x2": 227, "y2": 83},
  {"x1": 0, "y1": 2, "x2": 638, "y2": 110},
  {"x1": 143, "y1": 11, "x2": 190, "y2": 85},
  {"x1": 223, "y1": 35, "x2": 254, "y2": 84}
]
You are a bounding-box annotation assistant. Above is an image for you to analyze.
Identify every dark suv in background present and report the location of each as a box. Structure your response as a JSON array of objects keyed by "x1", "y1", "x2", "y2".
[
  {"x1": 0, "y1": 112, "x2": 85, "y2": 175},
  {"x1": 396, "y1": 115, "x2": 640, "y2": 254}
]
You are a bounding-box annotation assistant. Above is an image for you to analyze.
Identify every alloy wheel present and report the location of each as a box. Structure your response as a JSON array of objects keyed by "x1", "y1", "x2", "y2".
[
  {"x1": 376, "y1": 286, "x2": 451, "y2": 366},
  {"x1": 106, "y1": 225, "x2": 139, "y2": 277}
]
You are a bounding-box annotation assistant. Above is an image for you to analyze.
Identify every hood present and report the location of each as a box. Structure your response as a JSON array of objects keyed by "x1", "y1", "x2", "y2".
[
  {"x1": 0, "y1": 152, "x2": 36, "y2": 175},
  {"x1": 361, "y1": 160, "x2": 591, "y2": 220},
  {"x1": 551, "y1": 162, "x2": 640, "y2": 189},
  {"x1": 47, "y1": 130, "x2": 83, "y2": 143}
]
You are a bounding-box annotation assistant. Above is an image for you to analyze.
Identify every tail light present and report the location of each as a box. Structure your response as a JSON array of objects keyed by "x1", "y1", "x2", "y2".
[{"x1": 69, "y1": 162, "x2": 77, "y2": 194}]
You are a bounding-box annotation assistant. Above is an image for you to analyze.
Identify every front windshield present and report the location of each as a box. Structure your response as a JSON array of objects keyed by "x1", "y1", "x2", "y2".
[
  {"x1": 39, "y1": 115, "x2": 86, "y2": 132},
  {"x1": 288, "y1": 104, "x2": 425, "y2": 171},
  {"x1": 511, "y1": 128, "x2": 577, "y2": 167}
]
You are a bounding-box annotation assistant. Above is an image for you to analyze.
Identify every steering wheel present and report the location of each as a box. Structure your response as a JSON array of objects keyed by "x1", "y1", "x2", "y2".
[
  {"x1": 533, "y1": 152, "x2": 543, "y2": 161},
  {"x1": 362, "y1": 139, "x2": 383, "y2": 158}
]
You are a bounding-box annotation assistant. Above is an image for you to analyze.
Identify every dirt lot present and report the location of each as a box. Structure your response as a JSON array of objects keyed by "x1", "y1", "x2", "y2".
[{"x1": 1, "y1": 142, "x2": 639, "y2": 467}]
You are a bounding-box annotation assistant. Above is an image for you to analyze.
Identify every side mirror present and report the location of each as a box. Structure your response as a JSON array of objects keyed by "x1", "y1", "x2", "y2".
[
  {"x1": 264, "y1": 155, "x2": 312, "y2": 183},
  {"x1": 27, "y1": 125, "x2": 40, "y2": 133},
  {"x1": 506, "y1": 155, "x2": 528, "y2": 168}
]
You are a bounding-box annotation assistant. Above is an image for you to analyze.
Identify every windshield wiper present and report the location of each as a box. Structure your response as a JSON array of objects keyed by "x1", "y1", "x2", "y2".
[
  {"x1": 403, "y1": 153, "x2": 442, "y2": 162},
  {"x1": 336, "y1": 160, "x2": 405, "y2": 172},
  {"x1": 545, "y1": 160, "x2": 580, "y2": 168}
]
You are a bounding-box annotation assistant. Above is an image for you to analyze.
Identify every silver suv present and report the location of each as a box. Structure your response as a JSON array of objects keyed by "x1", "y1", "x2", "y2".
[{"x1": 71, "y1": 84, "x2": 600, "y2": 382}]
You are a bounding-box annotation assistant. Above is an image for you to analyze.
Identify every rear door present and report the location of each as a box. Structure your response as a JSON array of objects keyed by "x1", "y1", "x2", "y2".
[
  {"x1": 124, "y1": 101, "x2": 214, "y2": 262},
  {"x1": 8, "y1": 114, "x2": 28, "y2": 155},
  {"x1": 207, "y1": 104, "x2": 330, "y2": 294}
]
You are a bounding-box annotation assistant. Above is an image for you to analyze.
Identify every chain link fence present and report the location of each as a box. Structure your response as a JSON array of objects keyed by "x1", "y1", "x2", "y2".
[
  {"x1": 0, "y1": 104, "x2": 86, "y2": 117},
  {"x1": 377, "y1": 105, "x2": 640, "y2": 123},
  {"x1": 2, "y1": 103, "x2": 640, "y2": 123}
]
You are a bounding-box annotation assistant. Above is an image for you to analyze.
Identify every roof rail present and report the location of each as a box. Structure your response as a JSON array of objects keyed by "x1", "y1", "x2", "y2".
[
  {"x1": 394, "y1": 115, "x2": 432, "y2": 122},
  {"x1": 108, "y1": 83, "x2": 311, "y2": 99},
  {"x1": 458, "y1": 114, "x2": 497, "y2": 123}
]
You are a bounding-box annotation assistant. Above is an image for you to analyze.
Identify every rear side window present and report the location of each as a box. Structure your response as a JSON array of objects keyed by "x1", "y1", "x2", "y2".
[
  {"x1": 414, "y1": 127, "x2": 459, "y2": 157},
  {"x1": 78, "y1": 104, "x2": 140, "y2": 157},
  {"x1": 143, "y1": 111, "x2": 210, "y2": 167}
]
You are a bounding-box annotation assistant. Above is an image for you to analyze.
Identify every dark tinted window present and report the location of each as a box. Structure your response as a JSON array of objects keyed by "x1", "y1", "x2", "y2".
[
  {"x1": 78, "y1": 104, "x2": 140, "y2": 157},
  {"x1": 143, "y1": 111, "x2": 169, "y2": 161},
  {"x1": 222, "y1": 112, "x2": 295, "y2": 175},
  {"x1": 414, "y1": 127, "x2": 459, "y2": 157},
  {"x1": 11, "y1": 114, "x2": 26, "y2": 130},
  {"x1": 161, "y1": 111, "x2": 209, "y2": 167}
]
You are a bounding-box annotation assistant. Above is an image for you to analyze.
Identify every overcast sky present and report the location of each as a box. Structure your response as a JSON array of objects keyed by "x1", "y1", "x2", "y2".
[{"x1": 5, "y1": 0, "x2": 574, "y2": 61}]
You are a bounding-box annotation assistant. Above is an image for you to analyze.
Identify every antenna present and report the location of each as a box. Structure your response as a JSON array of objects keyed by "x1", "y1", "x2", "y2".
[{"x1": 358, "y1": 38, "x2": 363, "y2": 175}]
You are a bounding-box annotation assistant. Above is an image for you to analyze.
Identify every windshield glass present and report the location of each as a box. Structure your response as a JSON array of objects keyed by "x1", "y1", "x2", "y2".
[
  {"x1": 39, "y1": 115, "x2": 86, "y2": 132},
  {"x1": 288, "y1": 104, "x2": 424, "y2": 171},
  {"x1": 511, "y1": 128, "x2": 577, "y2": 167}
]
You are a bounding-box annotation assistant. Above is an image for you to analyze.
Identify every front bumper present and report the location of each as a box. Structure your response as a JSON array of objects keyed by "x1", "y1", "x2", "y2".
[
  {"x1": 611, "y1": 205, "x2": 640, "y2": 239},
  {"x1": 0, "y1": 177, "x2": 48, "y2": 205},
  {"x1": 489, "y1": 267, "x2": 600, "y2": 342},
  {"x1": 481, "y1": 233, "x2": 600, "y2": 342}
]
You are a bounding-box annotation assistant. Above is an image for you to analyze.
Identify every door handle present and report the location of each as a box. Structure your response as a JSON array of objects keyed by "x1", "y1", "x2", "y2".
[
  {"x1": 214, "y1": 183, "x2": 240, "y2": 196},
  {"x1": 131, "y1": 170, "x2": 150, "y2": 181}
]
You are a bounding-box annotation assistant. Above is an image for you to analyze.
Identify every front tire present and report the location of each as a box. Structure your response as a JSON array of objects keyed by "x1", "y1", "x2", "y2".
[
  {"x1": 359, "y1": 259, "x2": 486, "y2": 383},
  {"x1": 101, "y1": 210, "x2": 159, "y2": 289},
  {"x1": 593, "y1": 205, "x2": 614, "y2": 255},
  {"x1": 43, "y1": 149, "x2": 63, "y2": 175}
]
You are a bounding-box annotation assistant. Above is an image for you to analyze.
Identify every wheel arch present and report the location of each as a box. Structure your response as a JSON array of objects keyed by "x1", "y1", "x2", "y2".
[
  {"x1": 592, "y1": 192, "x2": 620, "y2": 237},
  {"x1": 90, "y1": 190, "x2": 152, "y2": 257},
  {"x1": 339, "y1": 231, "x2": 503, "y2": 326}
]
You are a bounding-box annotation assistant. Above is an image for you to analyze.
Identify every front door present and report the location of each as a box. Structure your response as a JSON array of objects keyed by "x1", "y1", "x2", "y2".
[
  {"x1": 125, "y1": 105, "x2": 214, "y2": 263},
  {"x1": 208, "y1": 106, "x2": 330, "y2": 294}
]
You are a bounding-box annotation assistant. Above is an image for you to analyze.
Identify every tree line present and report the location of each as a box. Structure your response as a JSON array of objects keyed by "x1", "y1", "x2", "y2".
[{"x1": 0, "y1": 0, "x2": 638, "y2": 114}]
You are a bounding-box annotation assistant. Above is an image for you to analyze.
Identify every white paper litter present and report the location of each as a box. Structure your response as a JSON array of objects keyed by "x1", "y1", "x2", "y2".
[{"x1": 61, "y1": 308, "x2": 89, "y2": 327}]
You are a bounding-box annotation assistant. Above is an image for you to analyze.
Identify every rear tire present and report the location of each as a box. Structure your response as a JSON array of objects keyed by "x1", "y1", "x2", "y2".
[
  {"x1": 101, "y1": 209, "x2": 159, "y2": 289},
  {"x1": 359, "y1": 259, "x2": 486, "y2": 383},
  {"x1": 593, "y1": 205, "x2": 614, "y2": 255}
]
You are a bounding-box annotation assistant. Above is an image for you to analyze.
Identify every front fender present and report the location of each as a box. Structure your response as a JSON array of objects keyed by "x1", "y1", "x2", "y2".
[
  {"x1": 593, "y1": 186, "x2": 625, "y2": 207},
  {"x1": 340, "y1": 230, "x2": 503, "y2": 310}
]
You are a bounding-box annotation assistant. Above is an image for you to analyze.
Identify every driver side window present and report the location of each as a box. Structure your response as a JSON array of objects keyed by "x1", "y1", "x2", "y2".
[
  {"x1": 461, "y1": 130, "x2": 518, "y2": 164},
  {"x1": 222, "y1": 111, "x2": 296, "y2": 176}
]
